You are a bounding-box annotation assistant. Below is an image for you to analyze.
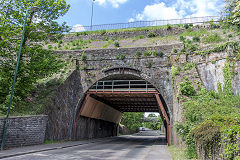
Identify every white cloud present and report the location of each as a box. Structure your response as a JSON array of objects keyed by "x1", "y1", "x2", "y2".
[
  {"x1": 129, "y1": 0, "x2": 223, "y2": 22},
  {"x1": 189, "y1": 0, "x2": 223, "y2": 17},
  {"x1": 71, "y1": 24, "x2": 85, "y2": 32},
  {"x1": 95, "y1": 0, "x2": 127, "y2": 8},
  {"x1": 134, "y1": 2, "x2": 181, "y2": 21},
  {"x1": 128, "y1": 18, "x2": 135, "y2": 22}
]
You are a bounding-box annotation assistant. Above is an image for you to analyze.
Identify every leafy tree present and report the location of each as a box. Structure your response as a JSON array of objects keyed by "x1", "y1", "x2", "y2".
[
  {"x1": 120, "y1": 112, "x2": 144, "y2": 132},
  {"x1": 0, "y1": 0, "x2": 70, "y2": 114},
  {"x1": 147, "y1": 113, "x2": 157, "y2": 117},
  {"x1": 222, "y1": 0, "x2": 240, "y2": 26},
  {"x1": 143, "y1": 116, "x2": 162, "y2": 130}
]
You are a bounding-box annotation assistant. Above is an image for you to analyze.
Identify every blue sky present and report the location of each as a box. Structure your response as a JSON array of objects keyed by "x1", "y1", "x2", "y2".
[{"x1": 57, "y1": 0, "x2": 224, "y2": 30}]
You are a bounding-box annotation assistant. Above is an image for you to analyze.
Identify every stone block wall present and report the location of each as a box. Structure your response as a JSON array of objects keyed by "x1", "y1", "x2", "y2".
[{"x1": 0, "y1": 115, "x2": 48, "y2": 149}]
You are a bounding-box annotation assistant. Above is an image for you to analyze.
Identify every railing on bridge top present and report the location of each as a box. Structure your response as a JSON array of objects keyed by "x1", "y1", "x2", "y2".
[
  {"x1": 88, "y1": 80, "x2": 157, "y2": 93},
  {"x1": 70, "y1": 16, "x2": 221, "y2": 32}
]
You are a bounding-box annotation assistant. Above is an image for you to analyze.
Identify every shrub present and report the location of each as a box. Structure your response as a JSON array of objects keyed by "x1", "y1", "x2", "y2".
[
  {"x1": 180, "y1": 48, "x2": 186, "y2": 53},
  {"x1": 148, "y1": 32, "x2": 156, "y2": 38},
  {"x1": 75, "y1": 32, "x2": 80, "y2": 36},
  {"x1": 192, "y1": 36, "x2": 200, "y2": 42},
  {"x1": 171, "y1": 65, "x2": 180, "y2": 81},
  {"x1": 81, "y1": 52, "x2": 87, "y2": 61},
  {"x1": 82, "y1": 65, "x2": 87, "y2": 70},
  {"x1": 114, "y1": 42, "x2": 120, "y2": 47},
  {"x1": 136, "y1": 51, "x2": 141, "y2": 58},
  {"x1": 116, "y1": 56, "x2": 119, "y2": 59},
  {"x1": 120, "y1": 54, "x2": 126, "y2": 60},
  {"x1": 188, "y1": 44, "x2": 198, "y2": 52},
  {"x1": 147, "y1": 62, "x2": 152, "y2": 68},
  {"x1": 48, "y1": 45, "x2": 53, "y2": 50},
  {"x1": 202, "y1": 33, "x2": 223, "y2": 43},
  {"x1": 184, "y1": 24, "x2": 189, "y2": 29},
  {"x1": 179, "y1": 77, "x2": 195, "y2": 96},
  {"x1": 167, "y1": 24, "x2": 172, "y2": 30},
  {"x1": 144, "y1": 51, "x2": 152, "y2": 57},
  {"x1": 159, "y1": 51, "x2": 164, "y2": 57},
  {"x1": 172, "y1": 48, "x2": 178, "y2": 53},
  {"x1": 228, "y1": 34, "x2": 233, "y2": 38},
  {"x1": 152, "y1": 51, "x2": 158, "y2": 57},
  {"x1": 100, "y1": 30, "x2": 106, "y2": 35},
  {"x1": 179, "y1": 35, "x2": 185, "y2": 42},
  {"x1": 137, "y1": 35, "x2": 145, "y2": 39},
  {"x1": 59, "y1": 40, "x2": 63, "y2": 44},
  {"x1": 183, "y1": 62, "x2": 195, "y2": 71}
]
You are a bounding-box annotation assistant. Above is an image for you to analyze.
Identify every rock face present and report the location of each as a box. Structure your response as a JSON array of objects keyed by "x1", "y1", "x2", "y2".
[{"x1": 0, "y1": 115, "x2": 47, "y2": 149}]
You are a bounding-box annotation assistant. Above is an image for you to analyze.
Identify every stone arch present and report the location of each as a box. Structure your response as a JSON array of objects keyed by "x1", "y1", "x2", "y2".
[
  {"x1": 75, "y1": 66, "x2": 173, "y2": 144},
  {"x1": 79, "y1": 66, "x2": 173, "y2": 117}
]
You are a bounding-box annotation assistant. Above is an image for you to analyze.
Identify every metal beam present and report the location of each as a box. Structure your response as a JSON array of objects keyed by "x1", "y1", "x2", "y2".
[{"x1": 155, "y1": 94, "x2": 171, "y2": 146}]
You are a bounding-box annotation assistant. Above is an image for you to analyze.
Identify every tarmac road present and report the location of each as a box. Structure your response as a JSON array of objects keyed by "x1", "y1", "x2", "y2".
[{"x1": 2, "y1": 130, "x2": 172, "y2": 160}]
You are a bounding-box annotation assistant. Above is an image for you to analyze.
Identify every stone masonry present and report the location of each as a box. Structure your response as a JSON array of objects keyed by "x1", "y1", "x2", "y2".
[{"x1": 0, "y1": 115, "x2": 48, "y2": 149}]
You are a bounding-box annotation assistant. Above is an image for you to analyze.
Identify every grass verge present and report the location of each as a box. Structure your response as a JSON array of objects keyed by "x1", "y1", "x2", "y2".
[{"x1": 167, "y1": 145, "x2": 198, "y2": 160}]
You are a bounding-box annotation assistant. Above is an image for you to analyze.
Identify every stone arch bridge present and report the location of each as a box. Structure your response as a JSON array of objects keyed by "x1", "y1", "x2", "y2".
[{"x1": 45, "y1": 43, "x2": 240, "y2": 145}]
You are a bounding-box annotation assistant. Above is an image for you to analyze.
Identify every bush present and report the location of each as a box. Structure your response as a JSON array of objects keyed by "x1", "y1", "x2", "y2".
[
  {"x1": 148, "y1": 32, "x2": 156, "y2": 38},
  {"x1": 48, "y1": 45, "x2": 53, "y2": 50},
  {"x1": 167, "y1": 24, "x2": 172, "y2": 30},
  {"x1": 144, "y1": 51, "x2": 152, "y2": 56},
  {"x1": 179, "y1": 35, "x2": 185, "y2": 42},
  {"x1": 82, "y1": 65, "x2": 87, "y2": 70},
  {"x1": 184, "y1": 24, "x2": 189, "y2": 29},
  {"x1": 114, "y1": 42, "x2": 120, "y2": 47},
  {"x1": 81, "y1": 52, "x2": 87, "y2": 61},
  {"x1": 183, "y1": 63, "x2": 195, "y2": 71},
  {"x1": 147, "y1": 62, "x2": 152, "y2": 68},
  {"x1": 180, "y1": 48, "x2": 186, "y2": 53},
  {"x1": 172, "y1": 48, "x2": 178, "y2": 53},
  {"x1": 136, "y1": 51, "x2": 141, "y2": 58},
  {"x1": 120, "y1": 54, "x2": 126, "y2": 60},
  {"x1": 137, "y1": 35, "x2": 145, "y2": 39},
  {"x1": 202, "y1": 33, "x2": 223, "y2": 43},
  {"x1": 192, "y1": 36, "x2": 200, "y2": 42},
  {"x1": 179, "y1": 78, "x2": 195, "y2": 96},
  {"x1": 100, "y1": 30, "x2": 106, "y2": 35},
  {"x1": 159, "y1": 51, "x2": 164, "y2": 57}
]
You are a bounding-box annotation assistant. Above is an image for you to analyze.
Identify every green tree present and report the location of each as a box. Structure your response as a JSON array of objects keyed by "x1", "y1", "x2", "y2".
[
  {"x1": 222, "y1": 0, "x2": 240, "y2": 26},
  {"x1": 0, "y1": 0, "x2": 70, "y2": 114},
  {"x1": 120, "y1": 112, "x2": 144, "y2": 132}
]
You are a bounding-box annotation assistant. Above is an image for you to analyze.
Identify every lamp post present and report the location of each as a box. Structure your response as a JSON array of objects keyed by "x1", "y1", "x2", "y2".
[
  {"x1": 0, "y1": 5, "x2": 39, "y2": 151},
  {"x1": 90, "y1": 0, "x2": 95, "y2": 31}
]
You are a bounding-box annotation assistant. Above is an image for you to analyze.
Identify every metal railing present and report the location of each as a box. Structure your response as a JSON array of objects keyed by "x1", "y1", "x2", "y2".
[
  {"x1": 89, "y1": 80, "x2": 156, "y2": 93},
  {"x1": 70, "y1": 16, "x2": 221, "y2": 32}
]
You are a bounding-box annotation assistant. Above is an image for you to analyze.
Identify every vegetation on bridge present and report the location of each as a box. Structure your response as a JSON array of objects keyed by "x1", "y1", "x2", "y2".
[{"x1": 175, "y1": 61, "x2": 240, "y2": 159}]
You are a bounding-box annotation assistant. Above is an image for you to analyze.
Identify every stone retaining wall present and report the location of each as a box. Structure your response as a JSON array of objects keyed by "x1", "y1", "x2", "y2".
[{"x1": 0, "y1": 115, "x2": 48, "y2": 149}]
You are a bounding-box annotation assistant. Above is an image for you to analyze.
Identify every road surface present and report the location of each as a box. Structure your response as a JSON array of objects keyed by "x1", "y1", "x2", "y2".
[{"x1": 2, "y1": 131, "x2": 172, "y2": 160}]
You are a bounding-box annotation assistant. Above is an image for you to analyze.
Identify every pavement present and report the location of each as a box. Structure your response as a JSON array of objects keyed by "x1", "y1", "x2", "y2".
[{"x1": 0, "y1": 130, "x2": 172, "y2": 160}]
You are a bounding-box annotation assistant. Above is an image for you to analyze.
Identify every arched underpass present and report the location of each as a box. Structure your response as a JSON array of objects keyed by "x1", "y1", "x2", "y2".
[{"x1": 74, "y1": 75, "x2": 171, "y2": 145}]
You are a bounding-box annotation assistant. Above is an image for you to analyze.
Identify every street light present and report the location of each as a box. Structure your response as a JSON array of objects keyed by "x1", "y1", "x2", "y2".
[
  {"x1": 90, "y1": 0, "x2": 95, "y2": 31},
  {"x1": 0, "y1": 5, "x2": 39, "y2": 151}
]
